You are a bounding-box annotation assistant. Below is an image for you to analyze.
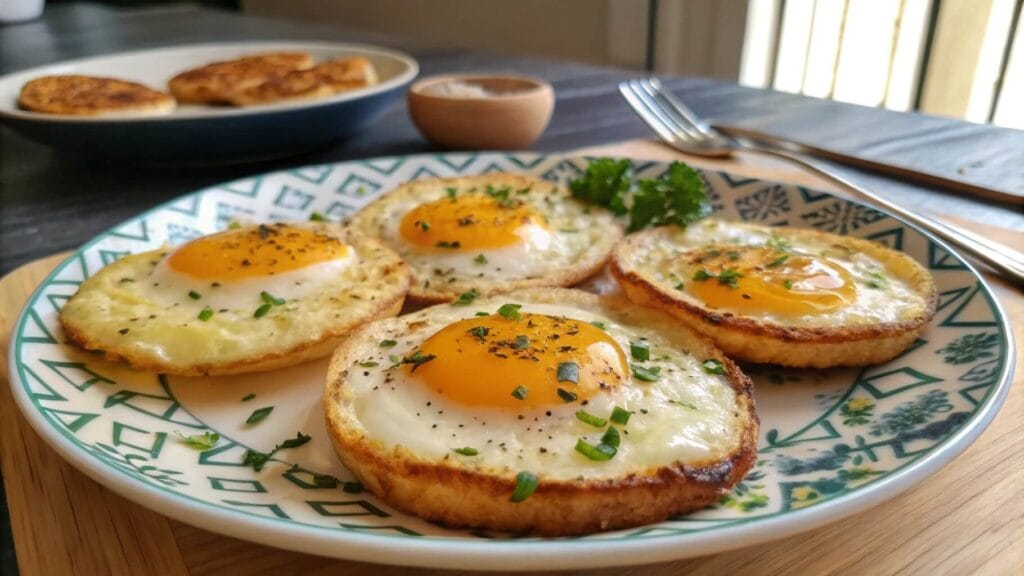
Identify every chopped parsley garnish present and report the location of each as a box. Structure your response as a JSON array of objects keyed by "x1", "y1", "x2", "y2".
[
  {"x1": 241, "y1": 393, "x2": 256, "y2": 402},
  {"x1": 692, "y1": 269, "x2": 713, "y2": 281},
  {"x1": 240, "y1": 432, "x2": 311, "y2": 472},
  {"x1": 511, "y1": 385, "x2": 528, "y2": 400},
  {"x1": 497, "y1": 303, "x2": 522, "y2": 320},
  {"x1": 188, "y1": 290, "x2": 202, "y2": 300},
  {"x1": 468, "y1": 326, "x2": 489, "y2": 342},
  {"x1": 556, "y1": 388, "x2": 578, "y2": 403},
  {"x1": 453, "y1": 447, "x2": 479, "y2": 456},
  {"x1": 784, "y1": 279, "x2": 795, "y2": 290},
  {"x1": 766, "y1": 254, "x2": 789, "y2": 268},
  {"x1": 452, "y1": 288, "x2": 481, "y2": 306},
  {"x1": 198, "y1": 307, "x2": 214, "y2": 321},
  {"x1": 475, "y1": 311, "x2": 490, "y2": 317},
  {"x1": 379, "y1": 339, "x2": 398, "y2": 348},
  {"x1": 717, "y1": 268, "x2": 744, "y2": 289},
  {"x1": 358, "y1": 361, "x2": 379, "y2": 368},
  {"x1": 701, "y1": 359, "x2": 727, "y2": 375},
  {"x1": 867, "y1": 272, "x2": 888, "y2": 289},
  {"x1": 260, "y1": 291, "x2": 285, "y2": 306},
  {"x1": 175, "y1": 430, "x2": 219, "y2": 451},
  {"x1": 510, "y1": 471, "x2": 539, "y2": 502},
  {"x1": 414, "y1": 220, "x2": 430, "y2": 231},
  {"x1": 485, "y1": 184, "x2": 517, "y2": 208},
  {"x1": 766, "y1": 234, "x2": 792, "y2": 251},
  {"x1": 253, "y1": 303, "x2": 272, "y2": 318},
  {"x1": 445, "y1": 187, "x2": 458, "y2": 200},
  {"x1": 631, "y1": 364, "x2": 661, "y2": 382},
  {"x1": 228, "y1": 221, "x2": 242, "y2": 229},
  {"x1": 574, "y1": 438, "x2": 616, "y2": 461},
  {"x1": 557, "y1": 361, "x2": 580, "y2": 384},
  {"x1": 590, "y1": 320, "x2": 607, "y2": 330},
  {"x1": 246, "y1": 406, "x2": 274, "y2": 424},
  {"x1": 669, "y1": 399, "x2": 698, "y2": 410},
  {"x1": 610, "y1": 406, "x2": 632, "y2": 425},
  {"x1": 436, "y1": 240, "x2": 461, "y2": 249},
  {"x1": 394, "y1": 350, "x2": 436, "y2": 372},
  {"x1": 575, "y1": 410, "x2": 607, "y2": 428},
  {"x1": 473, "y1": 254, "x2": 488, "y2": 265},
  {"x1": 568, "y1": 157, "x2": 631, "y2": 215},
  {"x1": 512, "y1": 335, "x2": 530, "y2": 349},
  {"x1": 309, "y1": 212, "x2": 327, "y2": 222},
  {"x1": 727, "y1": 251, "x2": 742, "y2": 261},
  {"x1": 629, "y1": 341, "x2": 650, "y2": 361},
  {"x1": 601, "y1": 426, "x2": 621, "y2": 448}
]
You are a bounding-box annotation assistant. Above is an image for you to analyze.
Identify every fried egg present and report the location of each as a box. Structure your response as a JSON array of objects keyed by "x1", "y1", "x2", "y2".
[
  {"x1": 324, "y1": 288, "x2": 758, "y2": 535},
  {"x1": 611, "y1": 220, "x2": 937, "y2": 367},
  {"x1": 347, "y1": 174, "x2": 623, "y2": 303},
  {"x1": 60, "y1": 222, "x2": 410, "y2": 376}
]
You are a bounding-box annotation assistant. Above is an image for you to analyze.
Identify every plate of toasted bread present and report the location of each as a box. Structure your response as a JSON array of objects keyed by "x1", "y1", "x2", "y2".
[
  {"x1": 0, "y1": 41, "x2": 417, "y2": 162},
  {"x1": 7, "y1": 154, "x2": 1014, "y2": 569}
]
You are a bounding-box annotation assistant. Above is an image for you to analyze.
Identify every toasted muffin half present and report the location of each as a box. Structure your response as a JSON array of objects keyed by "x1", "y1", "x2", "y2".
[
  {"x1": 324, "y1": 288, "x2": 758, "y2": 536},
  {"x1": 59, "y1": 223, "x2": 410, "y2": 376},
  {"x1": 228, "y1": 57, "x2": 378, "y2": 106},
  {"x1": 347, "y1": 174, "x2": 623, "y2": 304},
  {"x1": 611, "y1": 220, "x2": 937, "y2": 368},
  {"x1": 167, "y1": 52, "x2": 314, "y2": 104},
  {"x1": 18, "y1": 75, "x2": 176, "y2": 117}
]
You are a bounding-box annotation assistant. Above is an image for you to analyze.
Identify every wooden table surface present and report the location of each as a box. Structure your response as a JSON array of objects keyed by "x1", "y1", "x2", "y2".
[{"x1": 1, "y1": 4, "x2": 1022, "y2": 575}]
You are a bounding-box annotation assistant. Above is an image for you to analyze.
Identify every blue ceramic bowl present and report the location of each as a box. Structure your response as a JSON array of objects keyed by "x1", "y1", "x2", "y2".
[{"x1": 0, "y1": 42, "x2": 418, "y2": 163}]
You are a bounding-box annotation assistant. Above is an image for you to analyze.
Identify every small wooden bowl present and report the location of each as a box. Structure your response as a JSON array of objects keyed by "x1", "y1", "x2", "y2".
[{"x1": 408, "y1": 74, "x2": 554, "y2": 150}]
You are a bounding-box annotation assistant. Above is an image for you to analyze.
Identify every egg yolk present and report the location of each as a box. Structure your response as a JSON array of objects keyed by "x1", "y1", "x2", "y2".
[
  {"x1": 408, "y1": 312, "x2": 627, "y2": 409},
  {"x1": 166, "y1": 224, "x2": 348, "y2": 280},
  {"x1": 683, "y1": 245, "x2": 855, "y2": 315},
  {"x1": 398, "y1": 193, "x2": 548, "y2": 251}
]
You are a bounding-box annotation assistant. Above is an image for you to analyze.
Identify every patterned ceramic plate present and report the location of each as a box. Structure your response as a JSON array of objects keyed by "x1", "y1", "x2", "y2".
[{"x1": 7, "y1": 154, "x2": 1014, "y2": 570}]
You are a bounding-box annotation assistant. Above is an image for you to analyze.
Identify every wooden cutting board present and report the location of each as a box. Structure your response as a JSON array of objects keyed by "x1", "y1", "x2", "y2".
[{"x1": 1, "y1": 140, "x2": 1021, "y2": 576}]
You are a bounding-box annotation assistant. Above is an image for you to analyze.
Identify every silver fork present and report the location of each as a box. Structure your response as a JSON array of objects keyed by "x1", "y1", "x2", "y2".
[{"x1": 619, "y1": 77, "x2": 1024, "y2": 287}]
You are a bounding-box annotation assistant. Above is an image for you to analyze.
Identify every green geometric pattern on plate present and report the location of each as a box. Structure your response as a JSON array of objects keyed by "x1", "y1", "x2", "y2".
[{"x1": 8, "y1": 154, "x2": 1012, "y2": 553}]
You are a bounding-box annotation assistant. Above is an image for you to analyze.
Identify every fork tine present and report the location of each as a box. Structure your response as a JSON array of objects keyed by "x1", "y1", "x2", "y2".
[
  {"x1": 618, "y1": 81, "x2": 687, "y2": 146},
  {"x1": 635, "y1": 78, "x2": 706, "y2": 140},
  {"x1": 625, "y1": 79, "x2": 702, "y2": 143},
  {"x1": 643, "y1": 78, "x2": 716, "y2": 137}
]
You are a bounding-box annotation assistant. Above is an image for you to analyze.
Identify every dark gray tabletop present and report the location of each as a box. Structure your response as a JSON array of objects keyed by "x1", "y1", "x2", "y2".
[{"x1": 0, "y1": 2, "x2": 1022, "y2": 572}]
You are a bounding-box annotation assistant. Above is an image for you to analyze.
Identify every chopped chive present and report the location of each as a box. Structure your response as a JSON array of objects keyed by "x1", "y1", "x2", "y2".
[
  {"x1": 468, "y1": 326, "x2": 489, "y2": 341},
  {"x1": 556, "y1": 361, "x2": 580, "y2": 384},
  {"x1": 575, "y1": 410, "x2": 607, "y2": 427},
  {"x1": 867, "y1": 272, "x2": 888, "y2": 289},
  {"x1": 766, "y1": 234, "x2": 791, "y2": 251},
  {"x1": 246, "y1": 406, "x2": 274, "y2": 424},
  {"x1": 188, "y1": 290, "x2": 202, "y2": 300},
  {"x1": 717, "y1": 268, "x2": 744, "y2": 289},
  {"x1": 510, "y1": 470, "x2": 538, "y2": 502},
  {"x1": 556, "y1": 388, "x2": 578, "y2": 403},
  {"x1": 452, "y1": 289, "x2": 481, "y2": 306},
  {"x1": 692, "y1": 269, "x2": 713, "y2": 281},
  {"x1": 727, "y1": 250, "x2": 742, "y2": 261},
  {"x1": 198, "y1": 307, "x2": 214, "y2": 321},
  {"x1": 766, "y1": 254, "x2": 789, "y2": 268},
  {"x1": 631, "y1": 364, "x2": 661, "y2": 382},
  {"x1": 497, "y1": 303, "x2": 522, "y2": 320},
  {"x1": 415, "y1": 220, "x2": 430, "y2": 231},
  {"x1": 260, "y1": 291, "x2": 285, "y2": 306},
  {"x1": 253, "y1": 303, "x2": 273, "y2": 318},
  {"x1": 228, "y1": 221, "x2": 242, "y2": 229},
  {"x1": 669, "y1": 399, "x2": 698, "y2": 410},
  {"x1": 512, "y1": 335, "x2": 530, "y2": 349},
  {"x1": 610, "y1": 406, "x2": 631, "y2": 425},
  {"x1": 241, "y1": 393, "x2": 256, "y2": 402},
  {"x1": 574, "y1": 439, "x2": 616, "y2": 461},
  {"x1": 379, "y1": 339, "x2": 398, "y2": 348},
  {"x1": 453, "y1": 447, "x2": 479, "y2": 456},
  {"x1": 175, "y1": 430, "x2": 219, "y2": 451},
  {"x1": 358, "y1": 361, "x2": 379, "y2": 368},
  {"x1": 784, "y1": 279, "x2": 795, "y2": 290},
  {"x1": 445, "y1": 187, "x2": 458, "y2": 200},
  {"x1": 309, "y1": 212, "x2": 327, "y2": 221},
  {"x1": 590, "y1": 320, "x2": 607, "y2": 330},
  {"x1": 701, "y1": 359, "x2": 727, "y2": 375},
  {"x1": 601, "y1": 426, "x2": 621, "y2": 448},
  {"x1": 630, "y1": 341, "x2": 650, "y2": 361},
  {"x1": 511, "y1": 385, "x2": 528, "y2": 400},
  {"x1": 674, "y1": 282, "x2": 685, "y2": 290},
  {"x1": 475, "y1": 311, "x2": 490, "y2": 317},
  {"x1": 395, "y1": 350, "x2": 436, "y2": 372},
  {"x1": 474, "y1": 254, "x2": 487, "y2": 265}
]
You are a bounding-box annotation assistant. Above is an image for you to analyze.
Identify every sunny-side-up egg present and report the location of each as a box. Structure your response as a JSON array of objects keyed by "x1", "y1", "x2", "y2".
[
  {"x1": 323, "y1": 288, "x2": 758, "y2": 536},
  {"x1": 59, "y1": 222, "x2": 410, "y2": 376},
  {"x1": 611, "y1": 220, "x2": 938, "y2": 368},
  {"x1": 346, "y1": 174, "x2": 623, "y2": 303}
]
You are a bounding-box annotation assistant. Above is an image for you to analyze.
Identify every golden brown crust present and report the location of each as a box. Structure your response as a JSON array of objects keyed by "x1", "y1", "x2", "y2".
[
  {"x1": 323, "y1": 288, "x2": 758, "y2": 535},
  {"x1": 611, "y1": 224, "x2": 938, "y2": 367},
  {"x1": 167, "y1": 52, "x2": 314, "y2": 104},
  {"x1": 228, "y1": 57, "x2": 378, "y2": 106},
  {"x1": 347, "y1": 174, "x2": 624, "y2": 304},
  {"x1": 58, "y1": 225, "x2": 411, "y2": 377},
  {"x1": 18, "y1": 75, "x2": 176, "y2": 116}
]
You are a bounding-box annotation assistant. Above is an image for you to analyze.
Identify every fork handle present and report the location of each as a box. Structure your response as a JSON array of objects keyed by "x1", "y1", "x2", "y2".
[{"x1": 742, "y1": 144, "x2": 1024, "y2": 287}]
